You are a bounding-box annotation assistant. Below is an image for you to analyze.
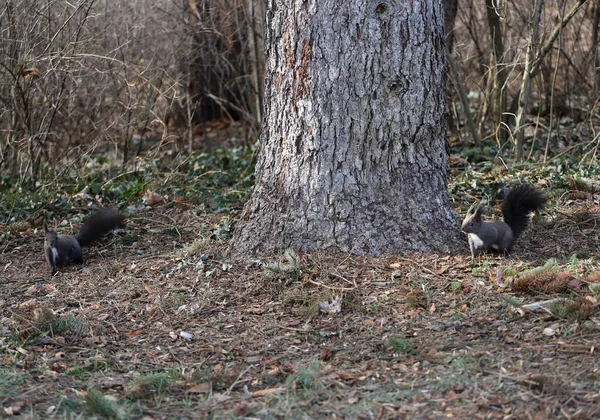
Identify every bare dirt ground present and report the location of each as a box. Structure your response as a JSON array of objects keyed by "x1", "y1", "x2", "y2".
[{"x1": 1, "y1": 201, "x2": 600, "y2": 419}]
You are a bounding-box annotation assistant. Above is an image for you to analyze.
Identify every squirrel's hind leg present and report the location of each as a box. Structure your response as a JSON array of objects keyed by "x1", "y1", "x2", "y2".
[{"x1": 70, "y1": 245, "x2": 83, "y2": 264}]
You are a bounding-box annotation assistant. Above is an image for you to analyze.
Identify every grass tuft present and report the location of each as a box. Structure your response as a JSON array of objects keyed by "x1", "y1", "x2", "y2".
[
  {"x1": 0, "y1": 369, "x2": 25, "y2": 400},
  {"x1": 386, "y1": 337, "x2": 416, "y2": 355},
  {"x1": 11, "y1": 304, "x2": 86, "y2": 339},
  {"x1": 552, "y1": 297, "x2": 597, "y2": 321},
  {"x1": 286, "y1": 361, "x2": 322, "y2": 390},
  {"x1": 129, "y1": 371, "x2": 179, "y2": 400},
  {"x1": 85, "y1": 389, "x2": 123, "y2": 419},
  {"x1": 51, "y1": 314, "x2": 86, "y2": 335},
  {"x1": 510, "y1": 259, "x2": 582, "y2": 294},
  {"x1": 263, "y1": 249, "x2": 304, "y2": 280}
]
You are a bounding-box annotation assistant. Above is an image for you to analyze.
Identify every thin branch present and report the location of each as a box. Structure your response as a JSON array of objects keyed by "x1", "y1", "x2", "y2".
[
  {"x1": 513, "y1": 0, "x2": 544, "y2": 162},
  {"x1": 446, "y1": 44, "x2": 481, "y2": 145},
  {"x1": 530, "y1": 0, "x2": 589, "y2": 78}
]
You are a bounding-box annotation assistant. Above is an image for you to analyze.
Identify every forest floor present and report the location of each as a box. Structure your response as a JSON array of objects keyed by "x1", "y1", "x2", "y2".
[{"x1": 1, "y1": 194, "x2": 600, "y2": 419}]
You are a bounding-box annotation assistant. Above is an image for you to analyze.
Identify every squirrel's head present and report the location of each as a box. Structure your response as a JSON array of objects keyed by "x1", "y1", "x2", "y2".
[
  {"x1": 461, "y1": 203, "x2": 485, "y2": 234},
  {"x1": 43, "y1": 222, "x2": 57, "y2": 246}
]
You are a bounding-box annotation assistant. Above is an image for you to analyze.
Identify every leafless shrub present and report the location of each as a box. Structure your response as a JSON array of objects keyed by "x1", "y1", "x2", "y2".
[
  {"x1": 0, "y1": 0, "x2": 186, "y2": 179},
  {"x1": 1, "y1": 0, "x2": 98, "y2": 179},
  {"x1": 182, "y1": 0, "x2": 263, "y2": 134},
  {"x1": 448, "y1": 0, "x2": 598, "y2": 160},
  {"x1": 2, "y1": 0, "x2": 596, "y2": 175}
]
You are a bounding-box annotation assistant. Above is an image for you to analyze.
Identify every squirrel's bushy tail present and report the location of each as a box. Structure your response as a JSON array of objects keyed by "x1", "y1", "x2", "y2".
[
  {"x1": 501, "y1": 184, "x2": 546, "y2": 239},
  {"x1": 76, "y1": 208, "x2": 125, "y2": 247}
]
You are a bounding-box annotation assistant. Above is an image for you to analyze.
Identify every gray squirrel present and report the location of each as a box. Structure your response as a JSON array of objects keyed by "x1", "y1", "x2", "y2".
[
  {"x1": 461, "y1": 184, "x2": 547, "y2": 259},
  {"x1": 43, "y1": 208, "x2": 125, "y2": 274}
]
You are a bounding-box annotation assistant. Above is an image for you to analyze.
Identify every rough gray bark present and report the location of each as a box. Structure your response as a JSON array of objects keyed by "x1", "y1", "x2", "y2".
[{"x1": 230, "y1": 0, "x2": 462, "y2": 257}]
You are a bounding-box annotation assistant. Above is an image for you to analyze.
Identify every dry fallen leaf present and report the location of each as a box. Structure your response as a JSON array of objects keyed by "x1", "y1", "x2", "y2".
[
  {"x1": 122, "y1": 329, "x2": 145, "y2": 337},
  {"x1": 266, "y1": 366, "x2": 281, "y2": 376},
  {"x1": 82, "y1": 336, "x2": 107, "y2": 345},
  {"x1": 244, "y1": 355, "x2": 262, "y2": 364},
  {"x1": 246, "y1": 306, "x2": 264, "y2": 314},
  {"x1": 3, "y1": 401, "x2": 24, "y2": 415},
  {"x1": 543, "y1": 324, "x2": 560, "y2": 336},
  {"x1": 484, "y1": 396, "x2": 510, "y2": 406},
  {"x1": 333, "y1": 370, "x2": 356, "y2": 382},
  {"x1": 251, "y1": 387, "x2": 287, "y2": 397},
  {"x1": 21, "y1": 68, "x2": 40, "y2": 78},
  {"x1": 188, "y1": 383, "x2": 211, "y2": 393},
  {"x1": 318, "y1": 348, "x2": 333, "y2": 361},
  {"x1": 319, "y1": 295, "x2": 342, "y2": 315},
  {"x1": 15, "y1": 347, "x2": 29, "y2": 356},
  {"x1": 445, "y1": 390, "x2": 461, "y2": 401},
  {"x1": 18, "y1": 298, "x2": 39, "y2": 309},
  {"x1": 435, "y1": 265, "x2": 450, "y2": 275},
  {"x1": 144, "y1": 190, "x2": 165, "y2": 206},
  {"x1": 586, "y1": 271, "x2": 600, "y2": 283},
  {"x1": 232, "y1": 402, "x2": 250, "y2": 417},
  {"x1": 25, "y1": 283, "x2": 57, "y2": 296},
  {"x1": 496, "y1": 267, "x2": 505, "y2": 287}
]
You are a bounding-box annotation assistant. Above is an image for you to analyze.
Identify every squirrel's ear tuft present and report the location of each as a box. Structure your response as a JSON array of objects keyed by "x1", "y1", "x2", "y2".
[
  {"x1": 473, "y1": 204, "x2": 485, "y2": 221},
  {"x1": 466, "y1": 202, "x2": 478, "y2": 215}
]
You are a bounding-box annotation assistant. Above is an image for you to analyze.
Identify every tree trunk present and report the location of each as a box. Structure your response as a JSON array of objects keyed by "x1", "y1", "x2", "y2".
[{"x1": 230, "y1": 0, "x2": 462, "y2": 257}]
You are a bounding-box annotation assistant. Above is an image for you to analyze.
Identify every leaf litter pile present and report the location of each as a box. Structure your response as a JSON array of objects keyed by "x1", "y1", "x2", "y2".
[{"x1": 1, "y1": 191, "x2": 600, "y2": 418}]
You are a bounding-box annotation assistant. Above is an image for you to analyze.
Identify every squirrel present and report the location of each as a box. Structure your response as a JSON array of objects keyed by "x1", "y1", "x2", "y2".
[
  {"x1": 43, "y1": 208, "x2": 125, "y2": 274},
  {"x1": 461, "y1": 184, "x2": 547, "y2": 259}
]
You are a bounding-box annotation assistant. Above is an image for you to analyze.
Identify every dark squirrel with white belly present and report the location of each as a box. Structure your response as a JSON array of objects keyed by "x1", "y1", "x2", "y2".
[
  {"x1": 44, "y1": 208, "x2": 125, "y2": 274},
  {"x1": 461, "y1": 184, "x2": 546, "y2": 259}
]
